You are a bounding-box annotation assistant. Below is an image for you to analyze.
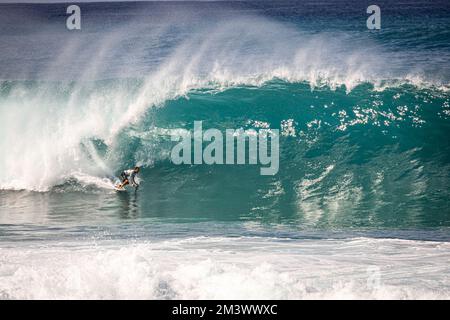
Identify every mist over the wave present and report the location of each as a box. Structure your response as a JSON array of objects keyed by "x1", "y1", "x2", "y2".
[{"x1": 0, "y1": 1, "x2": 449, "y2": 192}]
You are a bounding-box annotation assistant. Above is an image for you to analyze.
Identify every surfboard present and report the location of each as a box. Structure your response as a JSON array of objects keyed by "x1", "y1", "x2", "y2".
[{"x1": 114, "y1": 185, "x2": 126, "y2": 192}]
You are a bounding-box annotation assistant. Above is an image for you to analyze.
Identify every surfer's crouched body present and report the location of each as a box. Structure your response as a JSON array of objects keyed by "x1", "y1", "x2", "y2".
[{"x1": 118, "y1": 166, "x2": 140, "y2": 189}]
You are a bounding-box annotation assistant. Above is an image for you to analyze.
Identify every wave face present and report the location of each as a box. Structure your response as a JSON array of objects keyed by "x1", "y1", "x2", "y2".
[{"x1": 0, "y1": 0, "x2": 449, "y2": 229}]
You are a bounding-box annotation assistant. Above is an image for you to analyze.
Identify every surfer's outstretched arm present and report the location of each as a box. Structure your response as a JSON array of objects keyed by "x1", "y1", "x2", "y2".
[
  {"x1": 130, "y1": 175, "x2": 139, "y2": 188},
  {"x1": 130, "y1": 166, "x2": 141, "y2": 188}
]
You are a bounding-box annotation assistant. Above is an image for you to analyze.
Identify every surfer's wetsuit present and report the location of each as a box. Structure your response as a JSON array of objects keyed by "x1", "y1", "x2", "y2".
[{"x1": 120, "y1": 169, "x2": 139, "y2": 187}]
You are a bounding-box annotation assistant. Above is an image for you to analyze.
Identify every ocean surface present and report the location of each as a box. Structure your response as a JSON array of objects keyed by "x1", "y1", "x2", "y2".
[{"x1": 0, "y1": 0, "x2": 449, "y2": 299}]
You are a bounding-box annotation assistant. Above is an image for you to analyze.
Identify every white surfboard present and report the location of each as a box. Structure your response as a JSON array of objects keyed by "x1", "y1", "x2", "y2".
[{"x1": 114, "y1": 185, "x2": 126, "y2": 192}]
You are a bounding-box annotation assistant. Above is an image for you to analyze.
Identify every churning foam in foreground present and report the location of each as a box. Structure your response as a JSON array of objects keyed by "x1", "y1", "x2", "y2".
[{"x1": 1, "y1": 236, "x2": 449, "y2": 299}]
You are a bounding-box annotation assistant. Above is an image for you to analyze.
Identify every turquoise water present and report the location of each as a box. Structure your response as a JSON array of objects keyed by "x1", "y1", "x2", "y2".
[
  {"x1": 0, "y1": 1, "x2": 449, "y2": 299},
  {"x1": 1, "y1": 81, "x2": 449, "y2": 229}
]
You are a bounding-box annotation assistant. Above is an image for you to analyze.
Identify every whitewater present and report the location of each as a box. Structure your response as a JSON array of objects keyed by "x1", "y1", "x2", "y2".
[{"x1": 2, "y1": 234, "x2": 450, "y2": 299}]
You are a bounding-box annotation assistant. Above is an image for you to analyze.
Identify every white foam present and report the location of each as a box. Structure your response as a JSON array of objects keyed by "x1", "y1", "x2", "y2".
[{"x1": 0, "y1": 236, "x2": 449, "y2": 299}]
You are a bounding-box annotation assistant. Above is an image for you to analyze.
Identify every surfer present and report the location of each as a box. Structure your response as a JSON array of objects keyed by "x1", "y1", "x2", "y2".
[{"x1": 117, "y1": 166, "x2": 140, "y2": 189}]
